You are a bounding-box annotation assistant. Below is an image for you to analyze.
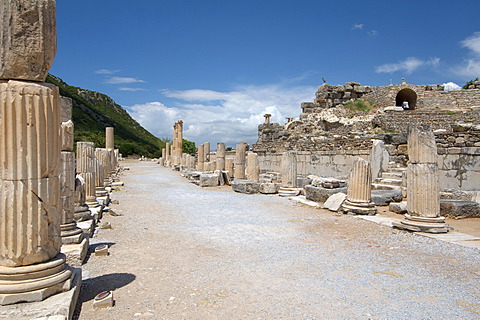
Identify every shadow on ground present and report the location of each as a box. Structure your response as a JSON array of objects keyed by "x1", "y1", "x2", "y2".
[{"x1": 73, "y1": 272, "x2": 136, "y2": 319}]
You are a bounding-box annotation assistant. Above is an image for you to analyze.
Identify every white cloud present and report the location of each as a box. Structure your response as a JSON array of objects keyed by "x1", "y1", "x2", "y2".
[
  {"x1": 105, "y1": 76, "x2": 145, "y2": 84},
  {"x1": 119, "y1": 87, "x2": 146, "y2": 92},
  {"x1": 351, "y1": 24, "x2": 364, "y2": 30},
  {"x1": 453, "y1": 32, "x2": 480, "y2": 78},
  {"x1": 126, "y1": 84, "x2": 315, "y2": 147},
  {"x1": 375, "y1": 56, "x2": 440, "y2": 74},
  {"x1": 368, "y1": 30, "x2": 378, "y2": 37},
  {"x1": 95, "y1": 69, "x2": 119, "y2": 74},
  {"x1": 442, "y1": 82, "x2": 461, "y2": 91}
]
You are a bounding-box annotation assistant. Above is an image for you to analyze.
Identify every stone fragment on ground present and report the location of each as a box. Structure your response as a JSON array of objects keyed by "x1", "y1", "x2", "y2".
[
  {"x1": 199, "y1": 173, "x2": 220, "y2": 187},
  {"x1": 389, "y1": 201, "x2": 407, "y2": 214},
  {"x1": 322, "y1": 192, "x2": 346, "y2": 211},
  {"x1": 231, "y1": 180, "x2": 259, "y2": 194},
  {"x1": 440, "y1": 199, "x2": 480, "y2": 218}
]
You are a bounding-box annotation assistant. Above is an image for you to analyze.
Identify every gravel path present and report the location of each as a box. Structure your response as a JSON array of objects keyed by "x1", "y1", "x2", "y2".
[{"x1": 75, "y1": 160, "x2": 480, "y2": 319}]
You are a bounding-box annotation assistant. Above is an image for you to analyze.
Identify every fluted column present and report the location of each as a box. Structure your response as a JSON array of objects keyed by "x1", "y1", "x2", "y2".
[
  {"x1": 281, "y1": 151, "x2": 297, "y2": 187},
  {"x1": 393, "y1": 125, "x2": 447, "y2": 232},
  {"x1": 0, "y1": 79, "x2": 73, "y2": 304},
  {"x1": 341, "y1": 157, "x2": 376, "y2": 215},
  {"x1": 59, "y1": 97, "x2": 83, "y2": 244},
  {"x1": 234, "y1": 142, "x2": 248, "y2": 180},
  {"x1": 216, "y1": 143, "x2": 226, "y2": 171},
  {"x1": 76, "y1": 142, "x2": 99, "y2": 209}
]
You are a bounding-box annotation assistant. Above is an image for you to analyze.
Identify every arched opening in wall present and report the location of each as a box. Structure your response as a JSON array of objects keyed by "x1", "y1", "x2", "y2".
[{"x1": 395, "y1": 88, "x2": 417, "y2": 110}]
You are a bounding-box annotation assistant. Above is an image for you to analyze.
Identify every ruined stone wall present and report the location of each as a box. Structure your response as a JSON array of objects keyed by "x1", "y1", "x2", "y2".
[{"x1": 373, "y1": 110, "x2": 480, "y2": 133}]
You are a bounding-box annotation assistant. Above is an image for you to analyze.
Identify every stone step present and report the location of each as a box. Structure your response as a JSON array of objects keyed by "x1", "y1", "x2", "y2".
[
  {"x1": 381, "y1": 172, "x2": 403, "y2": 179},
  {"x1": 372, "y1": 183, "x2": 402, "y2": 191},
  {"x1": 386, "y1": 167, "x2": 407, "y2": 173},
  {"x1": 374, "y1": 178, "x2": 403, "y2": 186}
]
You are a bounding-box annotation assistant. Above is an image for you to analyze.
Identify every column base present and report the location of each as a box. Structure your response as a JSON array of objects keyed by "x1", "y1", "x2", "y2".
[
  {"x1": 74, "y1": 204, "x2": 92, "y2": 221},
  {"x1": 60, "y1": 222, "x2": 84, "y2": 245},
  {"x1": 393, "y1": 214, "x2": 449, "y2": 233},
  {"x1": 0, "y1": 254, "x2": 73, "y2": 305},
  {"x1": 341, "y1": 200, "x2": 377, "y2": 215}
]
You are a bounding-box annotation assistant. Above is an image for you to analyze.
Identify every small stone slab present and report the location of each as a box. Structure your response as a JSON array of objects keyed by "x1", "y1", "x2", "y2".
[
  {"x1": 322, "y1": 192, "x2": 346, "y2": 212},
  {"x1": 199, "y1": 173, "x2": 220, "y2": 187},
  {"x1": 259, "y1": 183, "x2": 279, "y2": 194},
  {"x1": 440, "y1": 199, "x2": 480, "y2": 218},
  {"x1": 93, "y1": 290, "x2": 114, "y2": 310}
]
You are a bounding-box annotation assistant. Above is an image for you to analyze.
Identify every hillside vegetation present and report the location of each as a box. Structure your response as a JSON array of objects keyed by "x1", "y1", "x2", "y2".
[{"x1": 46, "y1": 74, "x2": 164, "y2": 157}]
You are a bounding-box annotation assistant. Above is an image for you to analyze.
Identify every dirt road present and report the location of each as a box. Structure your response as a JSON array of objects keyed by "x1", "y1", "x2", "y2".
[{"x1": 75, "y1": 160, "x2": 480, "y2": 319}]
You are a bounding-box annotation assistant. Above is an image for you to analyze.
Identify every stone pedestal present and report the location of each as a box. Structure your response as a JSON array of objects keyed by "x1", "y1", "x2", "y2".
[
  {"x1": 0, "y1": 80, "x2": 73, "y2": 305},
  {"x1": 216, "y1": 143, "x2": 226, "y2": 171},
  {"x1": 281, "y1": 151, "x2": 297, "y2": 188},
  {"x1": 341, "y1": 157, "x2": 376, "y2": 215},
  {"x1": 234, "y1": 142, "x2": 248, "y2": 180},
  {"x1": 393, "y1": 125, "x2": 447, "y2": 233},
  {"x1": 246, "y1": 152, "x2": 260, "y2": 181}
]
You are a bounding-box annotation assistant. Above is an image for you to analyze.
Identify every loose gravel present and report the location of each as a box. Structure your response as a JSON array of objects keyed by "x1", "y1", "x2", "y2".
[{"x1": 75, "y1": 160, "x2": 480, "y2": 320}]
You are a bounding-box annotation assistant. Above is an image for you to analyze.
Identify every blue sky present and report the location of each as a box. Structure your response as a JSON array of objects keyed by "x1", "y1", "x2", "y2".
[{"x1": 50, "y1": 0, "x2": 480, "y2": 147}]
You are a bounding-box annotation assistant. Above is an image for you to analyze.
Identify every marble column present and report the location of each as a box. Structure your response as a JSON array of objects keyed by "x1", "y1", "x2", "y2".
[
  {"x1": 76, "y1": 142, "x2": 100, "y2": 210},
  {"x1": 216, "y1": 143, "x2": 226, "y2": 171},
  {"x1": 105, "y1": 127, "x2": 114, "y2": 151},
  {"x1": 226, "y1": 158, "x2": 234, "y2": 179},
  {"x1": 203, "y1": 142, "x2": 210, "y2": 164},
  {"x1": 246, "y1": 152, "x2": 260, "y2": 181},
  {"x1": 161, "y1": 148, "x2": 166, "y2": 166},
  {"x1": 174, "y1": 121, "x2": 183, "y2": 165},
  {"x1": 281, "y1": 151, "x2": 297, "y2": 187},
  {"x1": 341, "y1": 157, "x2": 376, "y2": 215},
  {"x1": 59, "y1": 97, "x2": 83, "y2": 244},
  {"x1": 0, "y1": 1, "x2": 75, "y2": 305},
  {"x1": 393, "y1": 125, "x2": 447, "y2": 233},
  {"x1": 234, "y1": 142, "x2": 249, "y2": 180},
  {"x1": 197, "y1": 144, "x2": 205, "y2": 171},
  {"x1": 264, "y1": 113, "x2": 271, "y2": 124},
  {"x1": 165, "y1": 142, "x2": 171, "y2": 167}
]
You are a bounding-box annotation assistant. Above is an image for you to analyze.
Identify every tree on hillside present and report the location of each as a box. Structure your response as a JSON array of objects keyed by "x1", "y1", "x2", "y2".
[
  {"x1": 463, "y1": 77, "x2": 479, "y2": 89},
  {"x1": 182, "y1": 139, "x2": 196, "y2": 155}
]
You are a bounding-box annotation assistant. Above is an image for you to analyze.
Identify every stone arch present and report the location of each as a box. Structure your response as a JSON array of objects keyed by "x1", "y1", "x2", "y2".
[
  {"x1": 395, "y1": 88, "x2": 417, "y2": 110},
  {"x1": 285, "y1": 120, "x2": 304, "y2": 131}
]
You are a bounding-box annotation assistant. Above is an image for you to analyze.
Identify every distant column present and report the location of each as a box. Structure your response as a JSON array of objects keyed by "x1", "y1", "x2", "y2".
[
  {"x1": 281, "y1": 151, "x2": 297, "y2": 187},
  {"x1": 204, "y1": 142, "x2": 210, "y2": 164},
  {"x1": 246, "y1": 152, "x2": 260, "y2": 181},
  {"x1": 226, "y1": 159, "x2": 235, "y2": 178},
  {"x1": 264, "y1": 113, "x2": 272, "y2": 124},
  {"x1": 105, "y1": 127, "x2": 114, "y2": 151},
  {"x1": 234, "y1": 142, "x2": 249, "y2": 180},
  {"x1": 165, "y1": 142, "x2": 171, "y2": 167},
  {"x1": 216, "y1": 143, "x2": 226, "y2": 171},
  {"x1": 197, "y1": 144, "x2": 205, "y2": 171},
  {"x1": 76, "y1": 142, "x2": 100, "y2": 210}
]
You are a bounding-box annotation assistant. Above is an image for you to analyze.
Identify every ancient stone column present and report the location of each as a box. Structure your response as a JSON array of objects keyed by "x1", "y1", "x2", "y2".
[
  {"x1": 161, "y1": 148, "x2": 166, "y2": 166},
  {"x1": 226, "y1": 158, "x2": 234, "y2": 178},
  {"x1": 281, "y1": 151, "x2": 297, "y2": 187},
  {"x1": 341, "y1": 157, "x2": 376, "y2": 215},
  {"x1": 0, "y1": 52, "x2": 73, "y2": 307},
  {"x1": 76, "y1": 142, "x2": 100, "y2": 210},
  {"x1": 59, "y1": 97, "x2": 83, "y2": 244},
  {"x1": 174, "y1": 121, "x2": 183, "y2": 165},
  {"x1": 216, "y1": 143, "x2": 226, "y2": 171},
  {"x1": 197, "y1": 144, "x2": 205, "y2": 171},
  {"x1": 105, "y1": 127, "x2": 114, "y2": 151},
  {"x1": 264, "y1": 113, "x2": 271, "y2": 124},
  {"x1": 393, "y1": 125, "x2": 447, "y2": 233},
  {"x1": 234, "y1": 142, "x2": 249, "y2": 180},
  {"x1": 246, "y1": 152, "x2": 260, "y2": 181},
  {"x1": 204, "y1": 142, "x2": 210, "y2": 164},
  {"x1": 165, "y1": 142, "x2": 171, "y2": 167}
]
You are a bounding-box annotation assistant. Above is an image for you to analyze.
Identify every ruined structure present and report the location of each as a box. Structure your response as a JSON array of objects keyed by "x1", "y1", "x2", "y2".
[
  {"x1": 254, "y1": 81, "x2": 480, "y2": 195},
  {"x1": 0, "y1": 0, "x2": 75, "y2": 305}
]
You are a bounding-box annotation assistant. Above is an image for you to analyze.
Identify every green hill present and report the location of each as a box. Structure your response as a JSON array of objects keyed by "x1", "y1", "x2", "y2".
[{"x1": 46, "y1": 74, "x2": 164, "y2": 157}]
